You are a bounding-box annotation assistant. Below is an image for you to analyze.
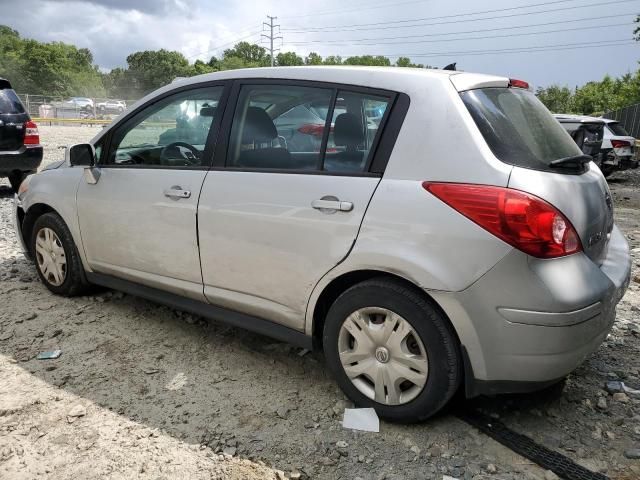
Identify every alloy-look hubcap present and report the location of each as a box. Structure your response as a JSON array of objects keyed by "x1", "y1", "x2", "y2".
[
  {"x1": 35, "y1": 228, "x2": 67, "y2": 287},
  {"x1": 338, "y1": 307, "x2": 429, "y2": 406}
]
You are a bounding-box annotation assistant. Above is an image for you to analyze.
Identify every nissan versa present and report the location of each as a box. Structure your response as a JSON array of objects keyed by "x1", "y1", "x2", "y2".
[{"x1": 14, "y1": 67, "x2": 631, "y2": 422}]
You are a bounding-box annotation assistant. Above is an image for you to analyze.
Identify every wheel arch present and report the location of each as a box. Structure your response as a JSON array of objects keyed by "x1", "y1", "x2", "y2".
[
  {"x1": 21, "y1": 203, "x2": 60, "y2": 256},
  {"x1": 309, "y1": 269, "x2": 463, "y2": 351}
]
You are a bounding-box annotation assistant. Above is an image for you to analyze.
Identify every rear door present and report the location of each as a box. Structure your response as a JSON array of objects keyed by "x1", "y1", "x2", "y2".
[
  {"x1": 198, "y1": 81, "x2": 395, "y2": 329},
  {"x1": 461, "y1": 87, "x2": 614, "y2": 264}
]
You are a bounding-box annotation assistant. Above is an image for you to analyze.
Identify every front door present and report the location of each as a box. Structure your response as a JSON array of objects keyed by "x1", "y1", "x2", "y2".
[
  {"x1": 198, "y1": 82, "x2": 394, "y2": 328},
  {"x1": 77, "y1": 85, "x2": 226, "y2": 300}
]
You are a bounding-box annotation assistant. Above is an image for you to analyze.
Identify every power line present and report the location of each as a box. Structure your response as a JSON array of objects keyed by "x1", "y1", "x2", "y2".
[
  {"x1": 285, "y1": 22, "x2": 631, "y2": 47},
  {"x1": 284, "y1": 12, "x2": 634, "y2": 44},
  {"x1": 186, "y1": 29, "x2": 263, "y2": 61},
  {"x1": 282, "y1": 0, "x2": 639, "y2": 32},
  {"x1": 280, "y1": 0, "x2": 431, "y2": 19},
  {"x1": 319, "y1": 38, "x2": 633, "y2": 59}
]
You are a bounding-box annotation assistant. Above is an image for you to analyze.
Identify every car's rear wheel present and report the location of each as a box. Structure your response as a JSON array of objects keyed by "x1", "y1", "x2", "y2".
[
  {"x1": 31, "y1": 213, "x2": 90, "y2": 296},
  {"x1": 323, "y1": 277, "x2": 461, "y2": 423}
]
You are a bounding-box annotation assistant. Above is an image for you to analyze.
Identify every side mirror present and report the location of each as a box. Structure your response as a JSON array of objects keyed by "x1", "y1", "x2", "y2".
[{"x1": 66, "y1": 143, "x2": 96, "y2": 167}]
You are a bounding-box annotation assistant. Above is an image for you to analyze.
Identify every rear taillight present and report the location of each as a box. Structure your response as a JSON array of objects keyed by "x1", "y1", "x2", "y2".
[
  {"x1": 423, "y1": 182, "x2": 582, "y2": 259},
  {"x1": 23, "y1": 120, "x2": 40, "y2": 145},
  {"x1": 611, "y1": 139, "x2": 630, "y2": 148}
]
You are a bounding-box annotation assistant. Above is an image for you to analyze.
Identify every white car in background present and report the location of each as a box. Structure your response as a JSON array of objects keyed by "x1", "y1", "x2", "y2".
[{"x1": 602, "y1": 118, "x2": 637, "y2": 172}]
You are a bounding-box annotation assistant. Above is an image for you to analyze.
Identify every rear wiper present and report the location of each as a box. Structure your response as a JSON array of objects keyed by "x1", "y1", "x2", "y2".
[{"x1": 549, "y1": 154, "x2": 592, "y2": 169}]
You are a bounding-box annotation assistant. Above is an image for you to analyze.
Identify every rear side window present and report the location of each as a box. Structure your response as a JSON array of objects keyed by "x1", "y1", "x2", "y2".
[
  {"x1": 461, "y1": 88, "x2": 581, "y2": 171},
  {"x1": 226, "y1": 84, "x2": 391, "y2": 173},
  {"x1": 0, "y1": 89, "x2": 26, "y2": 114},
  {"x1": 607, "y1": 122, "x2": 630, "y2": 136}
]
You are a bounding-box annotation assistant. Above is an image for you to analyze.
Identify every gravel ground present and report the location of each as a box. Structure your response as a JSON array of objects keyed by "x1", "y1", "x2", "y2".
[{"x1": 0, "y1": 126, "x2": 639, "y2": 480}]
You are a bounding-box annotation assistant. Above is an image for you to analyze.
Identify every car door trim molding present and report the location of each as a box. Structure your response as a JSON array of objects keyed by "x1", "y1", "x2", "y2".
[
  {"x1": 211, "y1": 77, "x2": 410, "y2": 177},
  {"x1": 86, "y1": 272, "x2": 313, "y2": 350}
]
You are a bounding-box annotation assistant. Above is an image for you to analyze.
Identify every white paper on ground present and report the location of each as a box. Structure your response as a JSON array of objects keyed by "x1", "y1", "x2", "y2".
[{"x1": 342, "y1": 408, "x2": 380, "y2": 433}]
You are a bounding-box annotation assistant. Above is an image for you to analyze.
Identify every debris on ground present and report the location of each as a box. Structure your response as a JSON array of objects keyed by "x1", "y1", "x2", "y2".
[
  {"x1": 36, "y1": 349, "x2": 62, "y2": 360},
  {"x1": 342, "y1": 407, "x2": 380, "y2": 433}
]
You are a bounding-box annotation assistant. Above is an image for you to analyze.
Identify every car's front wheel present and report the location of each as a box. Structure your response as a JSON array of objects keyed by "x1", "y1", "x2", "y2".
[
  {"x1": 31, "y1": 213, "x2": 90, "y2": 296},
  {"x1": 323, "y1": 277, "x2": 461, "y2": 423}
]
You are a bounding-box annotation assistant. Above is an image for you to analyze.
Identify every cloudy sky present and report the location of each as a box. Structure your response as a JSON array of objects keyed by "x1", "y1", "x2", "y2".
[{"x1": 1, "y1": 0, "x2": 638, "y2": 88}]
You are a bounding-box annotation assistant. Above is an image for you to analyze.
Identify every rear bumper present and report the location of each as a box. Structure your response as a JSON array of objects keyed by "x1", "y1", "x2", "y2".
[
  {"x1": 432, "y1": 225, "x2": 631, "y2": 397},
  {"x1": 0, "y1": 145, "x2": 43, "y2": 175}
]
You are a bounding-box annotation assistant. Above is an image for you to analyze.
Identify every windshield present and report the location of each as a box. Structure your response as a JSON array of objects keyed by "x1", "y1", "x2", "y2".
[
  {"x1": 607, "y1": 122, "x2": 630, "y2": 136},
  {"x1": 461, "y1": 88, "x2": 582, "y2": 171},
  {"x1": 0, "y1": 88, "x2": 26, "y2": 115}
]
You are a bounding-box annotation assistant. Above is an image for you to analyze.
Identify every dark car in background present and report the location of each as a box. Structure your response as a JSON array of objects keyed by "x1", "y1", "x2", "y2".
[{"x1": 0, "y1": 78, "x2": 43, "y2": 191}]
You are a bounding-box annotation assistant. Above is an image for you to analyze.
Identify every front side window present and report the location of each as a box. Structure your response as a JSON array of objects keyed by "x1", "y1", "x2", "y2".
[{"x1": 106, "y1": 86, "x2": 223, "y2": 168}]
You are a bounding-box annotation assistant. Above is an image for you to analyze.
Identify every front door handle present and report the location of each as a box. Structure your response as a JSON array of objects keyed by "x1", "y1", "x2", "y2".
[
  {"x1": 311, "y1": 198, "x2": 354, "y2": 212},
  {"x1": 164, "y1": 186, "x2": 191, "y2": 199}
]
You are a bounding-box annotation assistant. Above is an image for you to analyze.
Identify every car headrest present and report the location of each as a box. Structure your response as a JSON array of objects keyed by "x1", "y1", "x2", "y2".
[
  {"x1": 334, "y1": 113, "x2": 364, "y2": 147},
  {"x1": 242, "y1": 106, "x2": 277, "y2": 143}
]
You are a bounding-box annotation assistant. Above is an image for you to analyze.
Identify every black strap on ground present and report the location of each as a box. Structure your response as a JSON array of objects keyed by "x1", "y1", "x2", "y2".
[{"x1": 457, "y1": 409, "x2": 609, "y2": 480}]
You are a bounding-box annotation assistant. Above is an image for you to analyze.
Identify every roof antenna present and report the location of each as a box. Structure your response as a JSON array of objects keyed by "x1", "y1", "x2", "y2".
[{"x1": 443, "y1": 62, "x2": 457, "y2": 71}]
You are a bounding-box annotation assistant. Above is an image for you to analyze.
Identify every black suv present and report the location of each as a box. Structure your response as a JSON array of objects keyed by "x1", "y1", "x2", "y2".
[{"x1": 0, "y1": 78, "x2": 43, "y2": 191}]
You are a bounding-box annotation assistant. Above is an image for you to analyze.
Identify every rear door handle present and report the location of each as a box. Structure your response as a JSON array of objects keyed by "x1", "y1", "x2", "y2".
[
  {"x1": 311, "y1": 199, "x2": 353, "y2": 212},
  {"x1": 164, "y1": 186, "x2": 191, "y2": 199}
]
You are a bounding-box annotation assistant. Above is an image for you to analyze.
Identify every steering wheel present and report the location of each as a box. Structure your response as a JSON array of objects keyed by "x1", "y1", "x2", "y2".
[{"x1": 160, "y1": 142, "x2": 201, "y2": 165}]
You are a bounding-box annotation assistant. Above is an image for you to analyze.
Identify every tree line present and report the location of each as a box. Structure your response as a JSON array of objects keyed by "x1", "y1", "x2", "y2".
[
  {"x1": 1, "y1": 23, "x2": 638, "y2": 116},
  {"x1": 0, "y1": 26, "x2": 430, "y2": 100}
]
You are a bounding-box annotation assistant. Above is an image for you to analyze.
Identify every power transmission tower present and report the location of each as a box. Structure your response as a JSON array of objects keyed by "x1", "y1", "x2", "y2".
[{"x1": 262, "y1": 15, "x2": 282, "y2": 67}]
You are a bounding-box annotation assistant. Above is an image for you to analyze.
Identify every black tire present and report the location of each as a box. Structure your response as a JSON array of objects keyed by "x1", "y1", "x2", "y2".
[
  {"x1": 8, "y1": 171, "x2": 24, "y2": 193},
  {"x1": 30, "y1": 213, "x2": 90, "y2": 296},
  {"x1": 323, "y1": 277, "x2": 461, "y2": 423}
]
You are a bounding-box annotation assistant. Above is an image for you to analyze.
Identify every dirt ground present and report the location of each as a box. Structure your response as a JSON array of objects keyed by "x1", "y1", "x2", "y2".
[{"x1": 0, "y1": 125, "x2": 639, "y2": 480}]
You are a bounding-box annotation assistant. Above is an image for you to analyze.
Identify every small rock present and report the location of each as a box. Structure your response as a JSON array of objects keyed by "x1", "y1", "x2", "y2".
[
  {"x1": 613, "y1": 392, "x2": 629, "y2": 403},
  {"x1": 290, "y1": 470, "x2": 302, "y2": 479},
  {"x1": 624, "y1": 449, "x2": 640, "y2": 459},
  {"x1": 605, "y1": 381, "x2": 626, "y2": 394},
  {"x1": 597, "y1": 398, "x2": 608, "y2": 410},
  {"x1": 336, "y1": 440, "x2": 348, "y2": 448},
  {"x1": 222, "y1": 446, "x2": 236, "y2": 456},
  {"x1": 143, "y1": 368, "x2": 160, "y2": 375},
  {"x1": 410, "y1": 445, "x2": 421, "y2": 455},
  {"x1": 544, "y1": 470, "x2": 560, "y2": 480},
  {"x1": 66, "y1": 404, "x2": 86, "y2": 423},
  {"x1": 486, "y1": 463, "x2": 497, "y2": 473}
]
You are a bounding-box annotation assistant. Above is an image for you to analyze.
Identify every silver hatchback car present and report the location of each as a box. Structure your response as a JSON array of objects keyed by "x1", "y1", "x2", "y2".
[{"x1": 14, "y1": 67, "x2": 631, "y2": 422}]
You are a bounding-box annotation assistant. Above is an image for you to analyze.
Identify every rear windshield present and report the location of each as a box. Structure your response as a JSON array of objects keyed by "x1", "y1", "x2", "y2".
[
  {"x1": 0, "y1": 88, "x2": 26, "y2": 114},
  {"x1": 607, "y1": 122, "x2": 630, "y2": 136},
  {"x1": 461, "y1": 88, "x2": 582, "y2": 171}
]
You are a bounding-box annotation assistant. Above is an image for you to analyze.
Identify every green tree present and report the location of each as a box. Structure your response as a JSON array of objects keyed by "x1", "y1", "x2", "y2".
[
  {"x1": 635, "y1": 15, "x2": 640, "y2": 40},
  {"x1": 395, "y1": 57, "x2": 426, "y2": 68},
  {"x1": 535, "y1": 85, "x2": 575, "y2": 113},
  {"x1": 223, "y1": 42, "x2": 268, "y2": 65},
  {"x1": 323, "y1": 55, "x2": 343, "y2": 65},
  {"x1": 343, "y1": 55, "x2": 391, "y2": 66},
  {"x1": 305, "y1": 52, "x2": 323, "y2": 65},
  {"x1": 276, "y1": 51, "x2": 304, "y2": 66},
  {"x1": 125, "y1": 49, "x2": 192, "y2": 95}
]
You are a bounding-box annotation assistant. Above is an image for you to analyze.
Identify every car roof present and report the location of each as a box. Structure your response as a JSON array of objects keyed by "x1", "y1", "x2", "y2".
[{"x1": 169, "y1": 66, "x2": 507, "y2": 94}]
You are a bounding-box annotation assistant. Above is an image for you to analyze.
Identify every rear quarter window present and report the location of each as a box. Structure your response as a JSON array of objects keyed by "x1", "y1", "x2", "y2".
[
  {"x1": 461, "y1": 88, "x2": 582, "y2": 172},
  {"x1": 0, "y1": 88, "x2": 26, "y2": 114}
]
